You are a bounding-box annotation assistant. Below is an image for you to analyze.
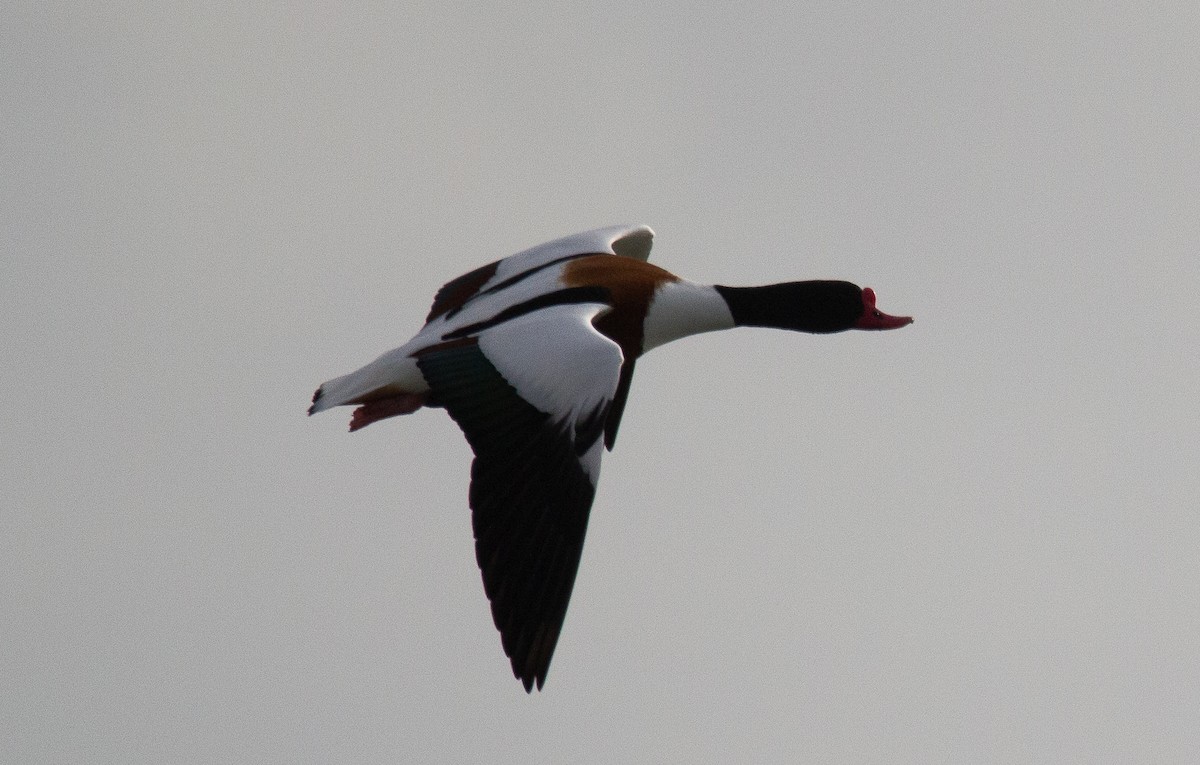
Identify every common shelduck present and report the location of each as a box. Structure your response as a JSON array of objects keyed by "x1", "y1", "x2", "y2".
[{"x1": 309, "y1": 225, "x2": 912, "y2": 691}]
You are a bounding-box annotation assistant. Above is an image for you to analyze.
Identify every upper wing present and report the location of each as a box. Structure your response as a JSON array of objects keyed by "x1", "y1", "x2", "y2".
[
  {"x1": 426, "y1": 225, "x2": 654, "y2": 323},
  {"x1": 415, "y1": 303, "x2": 623, "y2": 691}
]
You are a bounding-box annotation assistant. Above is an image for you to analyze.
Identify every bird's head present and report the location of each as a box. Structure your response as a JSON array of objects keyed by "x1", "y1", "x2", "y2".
[{"x1": 715, "y1": 281, "x2": 913, "y2": 334}]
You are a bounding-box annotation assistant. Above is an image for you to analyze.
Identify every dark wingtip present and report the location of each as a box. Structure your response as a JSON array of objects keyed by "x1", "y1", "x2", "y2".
[
  {"x1": 307, "y1": 387, "x2": 323, "y2": 416},
  {"x1": 515, "y1": 671, "x2": 543, "y2": 693}
]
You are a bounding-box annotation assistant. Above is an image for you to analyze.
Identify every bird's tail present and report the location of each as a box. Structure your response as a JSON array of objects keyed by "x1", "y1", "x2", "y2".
[{"x1": 308, "y1": 347, "x2": 425, "y2": 416}]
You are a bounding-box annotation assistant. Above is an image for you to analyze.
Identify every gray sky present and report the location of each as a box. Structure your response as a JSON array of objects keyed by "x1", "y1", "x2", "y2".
[{"x1": 4, "y1": 2, "x2": 1199, "y2": 762}]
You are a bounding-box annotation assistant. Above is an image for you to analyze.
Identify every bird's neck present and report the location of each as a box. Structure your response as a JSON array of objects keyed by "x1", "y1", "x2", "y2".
[
  {"x1": 713, "y1": 281, "x2": 862, "y2": 334},
  {"x1": 640, "y1": 282, "x2": 736, "y2": 353}
]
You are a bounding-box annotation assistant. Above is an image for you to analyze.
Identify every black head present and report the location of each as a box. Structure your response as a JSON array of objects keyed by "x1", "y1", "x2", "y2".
[{"x1": 714, "y1": 281, "x2": 912, "y2": 334}]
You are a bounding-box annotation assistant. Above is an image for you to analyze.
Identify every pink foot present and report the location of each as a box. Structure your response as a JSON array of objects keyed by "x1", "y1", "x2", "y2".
[{"x1": 349, "y1": 393, "x2": 427, "y2": 432}]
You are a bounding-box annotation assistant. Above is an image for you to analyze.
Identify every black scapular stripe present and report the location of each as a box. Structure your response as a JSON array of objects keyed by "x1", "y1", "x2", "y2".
[
  {"x1": 473, "y1": 253, "x2": 596, "y2": 301},
  {"x1": 442, "y1": 286, "x2": 611, "y2": 341}
]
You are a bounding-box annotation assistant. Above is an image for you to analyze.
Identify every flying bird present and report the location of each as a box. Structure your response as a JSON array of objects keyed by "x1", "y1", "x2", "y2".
[{"x1": 309, "y1": 225, "x2": 912, "y2": 691}]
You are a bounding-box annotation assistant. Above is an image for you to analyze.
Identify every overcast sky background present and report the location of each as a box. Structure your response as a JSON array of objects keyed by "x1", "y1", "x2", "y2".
[{"x1": 4, "y1": 2, "x2": 1199, "y2": 762}]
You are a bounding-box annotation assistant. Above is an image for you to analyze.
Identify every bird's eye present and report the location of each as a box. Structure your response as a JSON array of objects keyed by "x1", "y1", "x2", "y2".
[{"x1": 873, "y1": 309, "x2": 882, "y2": 318}]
